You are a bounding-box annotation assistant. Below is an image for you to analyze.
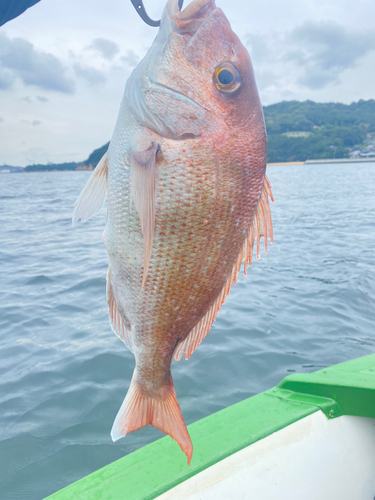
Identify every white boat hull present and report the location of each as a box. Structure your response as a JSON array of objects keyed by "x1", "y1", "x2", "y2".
[{"x1": 158, "y1": 412, "x2": 375, "y2": 500}]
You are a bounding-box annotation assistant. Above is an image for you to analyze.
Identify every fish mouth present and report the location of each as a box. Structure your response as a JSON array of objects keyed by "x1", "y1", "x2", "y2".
[
  {"x1": 178, "y1": 0, "x2": 216, "y2": 21},
  {"x1": 166, "y1": 0, "x2": 217, "y2": 33}
]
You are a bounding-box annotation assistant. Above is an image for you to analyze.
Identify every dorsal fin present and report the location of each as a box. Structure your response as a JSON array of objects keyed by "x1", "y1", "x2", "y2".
[
  {"x1": 130, "y1": 142, "x2": 159, "y2": 290},
  {"x1": 174, "y1": 175, "x2": 274, "y2": 362},
  {"x1": 72, "y1": 152, "x2": 108, "y2": 226}
]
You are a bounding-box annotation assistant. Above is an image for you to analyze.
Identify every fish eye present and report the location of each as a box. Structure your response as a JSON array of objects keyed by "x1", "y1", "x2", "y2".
[
  {"x1": 218, "y1": 69, "x2": 233, "y2": 85},
  {"x1": 213, "y1": 62, "x2": 241, "y2": 94}
]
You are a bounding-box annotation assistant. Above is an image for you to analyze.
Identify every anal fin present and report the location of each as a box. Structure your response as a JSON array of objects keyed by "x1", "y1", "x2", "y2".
[
  {"x1": 107, "y1": 269, "x2": 133, "y2": 351},
  {"x1": 174, "y1": 175, "x2": 274, "y2": 362},
  {"x1": 72, "y1": 152, "x2": 108, "y2": 226}
]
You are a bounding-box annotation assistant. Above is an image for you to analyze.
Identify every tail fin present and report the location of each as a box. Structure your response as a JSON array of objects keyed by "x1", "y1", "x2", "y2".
[{"x1": 111, "y1": 376, "x2": 193, "y2": 465}]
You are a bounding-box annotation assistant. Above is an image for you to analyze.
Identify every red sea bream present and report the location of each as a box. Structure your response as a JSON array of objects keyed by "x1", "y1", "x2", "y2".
[{"x1": 73, "y1": 0, "x2": 273, "y2": 465}]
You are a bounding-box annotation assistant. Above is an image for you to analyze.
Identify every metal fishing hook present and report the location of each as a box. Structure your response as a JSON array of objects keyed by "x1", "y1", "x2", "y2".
[{"x1": 130, "y1": 0, "x2": 184, "y2": 27}]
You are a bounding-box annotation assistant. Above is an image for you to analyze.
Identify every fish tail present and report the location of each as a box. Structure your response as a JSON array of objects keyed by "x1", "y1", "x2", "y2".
[{"x1": 111, "y1": 373, "x2": 193, "y2": 465}]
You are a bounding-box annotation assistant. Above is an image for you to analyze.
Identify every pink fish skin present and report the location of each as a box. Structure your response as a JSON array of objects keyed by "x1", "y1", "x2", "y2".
[{"x1": 73, "y1": 0, "x2": 273, "y2": 465}]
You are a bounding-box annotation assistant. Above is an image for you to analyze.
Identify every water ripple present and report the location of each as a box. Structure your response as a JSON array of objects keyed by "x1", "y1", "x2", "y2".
[{"x1": 0, "y1": 164, "x2": 374, "y2": 499}]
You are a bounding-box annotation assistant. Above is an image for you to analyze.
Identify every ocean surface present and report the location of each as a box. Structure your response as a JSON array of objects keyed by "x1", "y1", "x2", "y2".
[{"x1": 0, "y1": 162, "x2": 374, "y2": 499}]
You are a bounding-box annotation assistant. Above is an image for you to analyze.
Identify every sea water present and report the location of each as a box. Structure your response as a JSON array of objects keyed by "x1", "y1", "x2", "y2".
[{"x1": 0, "y1": 162, "x2": 374, "y2": 499}]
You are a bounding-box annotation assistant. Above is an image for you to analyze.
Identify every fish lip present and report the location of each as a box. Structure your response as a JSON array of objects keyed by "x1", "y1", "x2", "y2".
[
  {"x1": 177, "y1": 0, "x2": 216, "y2": 21},
  {"x1": 149, "y1": 77, "x2": 211, "y2": 112},
  {"x1": 165, "y1": 0, "x2": 218, "y2": 34}
]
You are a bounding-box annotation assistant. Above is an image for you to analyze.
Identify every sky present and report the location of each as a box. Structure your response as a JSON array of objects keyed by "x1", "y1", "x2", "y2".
[{"x1": 0, "y1": 0, "x2": 374, "y2": 167}]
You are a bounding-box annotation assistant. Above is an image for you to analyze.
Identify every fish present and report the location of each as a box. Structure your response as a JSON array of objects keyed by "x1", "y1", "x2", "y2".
[{"x1": 73, "y1": 0, "x2": 273, "y2": 465}]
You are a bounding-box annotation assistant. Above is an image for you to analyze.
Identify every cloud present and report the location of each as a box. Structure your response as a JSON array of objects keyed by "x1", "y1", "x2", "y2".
[
  {"x1": 88, "y1": 38, "x2": 120, "y2": 60},
  {"x1": 0, "y1": 117, "x2": 3, "y2": 122},
  {"x1": 37, "y1": 95, "x2": 49, "y2": 102},
  {"x1": 0, "y1": 33, "x2": 75, "y2": 93},
  {"x1": 0, "y1": 67, "x2": 15, "y2": 90},
  {"x1": 21, "y1": 119, "x2": 42, "y2": 126},
  {"x1": 121, "y1": 50, "x2": 140, "y2": 68},
  {"x1": 245, "y1": 22, "x2": 375, "y2": 93},
  {"x1": 73, "y1": 63, "x2": 106, "y2": 85},
  {"x1": 22, "y1": 96, "x2": 32, "y2": 102},
  {"x1": 245, "y1": 34, "x2": 271, "y2": 64},
  {"x1": 286, "y1": 22, "x2": 375, "y2": 89}
]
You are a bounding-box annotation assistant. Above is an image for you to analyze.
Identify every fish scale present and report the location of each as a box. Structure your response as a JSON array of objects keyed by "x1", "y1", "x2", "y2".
[{"x1": 73, "y1": 0, "x2": 273, "y2": 465}]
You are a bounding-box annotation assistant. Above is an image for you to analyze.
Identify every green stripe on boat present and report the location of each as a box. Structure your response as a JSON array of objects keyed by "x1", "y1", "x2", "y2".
[{"x1": 44, "y1": 354, "x2": 375, "y2": 500}]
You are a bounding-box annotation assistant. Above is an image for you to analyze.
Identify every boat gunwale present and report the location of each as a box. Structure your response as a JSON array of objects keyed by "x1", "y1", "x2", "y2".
[{"x1": 44, "y1": 354, "x2": 375, "y2": 500}]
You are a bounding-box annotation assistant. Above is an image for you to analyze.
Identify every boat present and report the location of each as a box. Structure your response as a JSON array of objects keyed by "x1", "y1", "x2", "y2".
[{"x1": 44, "y1": 354, "x2": 375, "y2": 499}]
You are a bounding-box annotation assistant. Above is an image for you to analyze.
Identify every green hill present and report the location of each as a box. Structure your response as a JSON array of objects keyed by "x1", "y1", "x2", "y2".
[
  {"x1": 24, "y1": 142, "x2": 110, "y2": 172},
  {"x1": 82, "y1": 142, "x2": 109, "y2": 169},
  {"x1": 264, "y1": 99, "x2": 375, "y2": 162}
]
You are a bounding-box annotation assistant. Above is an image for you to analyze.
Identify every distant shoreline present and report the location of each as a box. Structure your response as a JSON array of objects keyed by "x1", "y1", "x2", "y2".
[
  {"x1": 267, "y1": 161, "x2": 304, "y2": 166},
  {"x1": 267, "y1": 158, "x2": 375, "y2": 166},
  {"x1": 1, "y1": 157, "x2": 375, "y2": 174}
]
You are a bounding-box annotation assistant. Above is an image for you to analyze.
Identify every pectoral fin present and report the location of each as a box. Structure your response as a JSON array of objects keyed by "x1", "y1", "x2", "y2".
[
  {"x1": 130, "y1": 142, "x2": 159, "y2": 289},
  {"x1": 72, "y1": 152, "x2": 108, "y2": 226}
]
